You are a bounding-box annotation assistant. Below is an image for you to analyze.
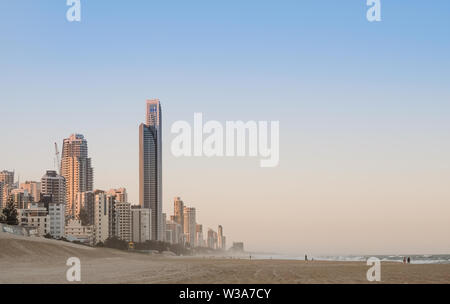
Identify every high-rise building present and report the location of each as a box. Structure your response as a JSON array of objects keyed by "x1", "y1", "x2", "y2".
[
  {"x1": 20, "y1": 181, "x2": 41, "y2": 202},
  {"x1": 0, "y1": 170, "x2": 14, "y2": 186},
  {"x1": 183, "y1": 207, "x2": 196, "y2": 247},
  {"x1": 93, "y1": 191, "x2": 109, "y2": 244},
  {"x1": 131, "y1": 206, "x2": 152, "y2": 243},
  {"x1": 107, "y1": 188, "x2": 128, "y2": 203},
  {"x1": 218, "y1": 225, "x2": 226, "y2": 250},
  {"x1": 139, "y1": 99, "x2": 162, "y2": 241},
  {"x1": 173, "y1": 197, "x2": 184, "y2": 229},
  {"x1": 196, "y1": 224, "x2": 204, "y2": 247},
  {"x1": 207, "y1": 228, "x2": 218, "y2": 249},
  {"x1": 0, "y1": 170, "x2": 15, "y2": 208},
  {"x1": 115, "y1": 202, "x2": 131, "y2": 242},
  {"x1": 41, "y1": 170, "x2": 66, "y2": 206},
  {"x1": 61, "y1": 134, "x2": 93, "y2": 218}
]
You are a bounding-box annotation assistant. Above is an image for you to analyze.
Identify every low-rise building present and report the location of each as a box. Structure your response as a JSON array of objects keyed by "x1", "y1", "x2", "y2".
[
  {"x1": 18, "y1": 203, "x2": 50, "y2": 237},
  {"x1": 65, "y1": 219, "x2": 93, "y2": 244}
]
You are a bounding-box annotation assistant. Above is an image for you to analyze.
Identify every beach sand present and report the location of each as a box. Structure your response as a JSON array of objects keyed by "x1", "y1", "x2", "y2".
[{"x1": 1, "y1": 232, "x2": 449, "y2": 284}]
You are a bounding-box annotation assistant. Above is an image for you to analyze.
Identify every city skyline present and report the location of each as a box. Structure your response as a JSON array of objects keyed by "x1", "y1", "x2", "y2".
[{"x1": 1, "y1": 1, "x2": 449, "y2": 255}]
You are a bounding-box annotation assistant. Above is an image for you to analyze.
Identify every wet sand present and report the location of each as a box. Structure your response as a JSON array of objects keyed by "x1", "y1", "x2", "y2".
[{"x1": 1, "y1": 233, "x2": 449, "y2": 284}]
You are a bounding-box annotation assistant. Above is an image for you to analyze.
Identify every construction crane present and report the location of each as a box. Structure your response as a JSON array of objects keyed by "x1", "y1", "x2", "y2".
[{"x1": 54, "y1": 142, "x2": 61, "y2": 175}]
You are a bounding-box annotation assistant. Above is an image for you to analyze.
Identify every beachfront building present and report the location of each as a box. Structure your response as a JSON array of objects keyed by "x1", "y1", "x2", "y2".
[
  {"x1": 139, "y1": 99, "x2": 163, "y2": 241},
  {"x1": 18, "y1": 203, "x2": 50, "y2": 237},
  {"x1": 196, "y1": 224, "x2": 204, "y2": 247},
  {"x1": 93, "y1": 191, "x2": 109, "y2": 244},
  {"x1": 207, "y1": 228, "x2": 218, "y2": 249},
  {"x1": 61, "y1": 134, "x2": 93, "y2": 218},
  {"x1": 48, "y1": 202, "x2": 65, "y2": 238},
  {"x1": 41, "y1": 170, "x2": 66, "y2": 206},
  {"x1": 217, "y1": 225, "x2": 226, "y2": 250},
  {"x1": 65, "y1": 219, "x2": 93, "y2": 244},
  {"x1": 131, "y1": 206, "x2": 151, "y2": 243},
  {"x1": 115, "y1": 202, "x2": 131, "y2": 242},
  {"x1": 166, "y1": 220, "x2": 183, "y2": 245},
  {"x1": 19, "y1": 181, "x2": 41, "y2": 202},
  {"x1": 183, "y1": 207, "x2": 196, "y2": 247}
]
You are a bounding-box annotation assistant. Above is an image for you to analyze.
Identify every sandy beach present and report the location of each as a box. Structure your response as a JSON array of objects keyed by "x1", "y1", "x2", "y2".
[{"x1": 1, "y1": 232, "x2": 449, "y2": 284}]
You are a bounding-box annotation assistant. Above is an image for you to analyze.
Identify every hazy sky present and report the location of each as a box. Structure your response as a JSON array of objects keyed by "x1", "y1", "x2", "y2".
[{"x1": 1, "y1": 1, "x2": 449, "y2": 255}]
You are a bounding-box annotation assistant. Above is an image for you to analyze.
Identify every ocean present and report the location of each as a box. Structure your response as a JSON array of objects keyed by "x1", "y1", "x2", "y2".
[{"x1": 249, "y1": 254, "x2": 450, "y2": 264}]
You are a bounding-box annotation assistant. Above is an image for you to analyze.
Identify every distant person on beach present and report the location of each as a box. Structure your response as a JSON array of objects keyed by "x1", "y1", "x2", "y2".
[
  {"x1": 305, "y1": 254, "x2": 308, "y2": 261},
  {"x1": 403, "y1": 257, "x2": 406, "y2": 264},
  {"x1": 407, "y1": 257, "x2": 411, "y2": 264}
]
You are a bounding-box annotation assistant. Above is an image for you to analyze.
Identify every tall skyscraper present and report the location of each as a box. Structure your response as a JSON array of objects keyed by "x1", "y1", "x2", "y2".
[
  {"x1": 218, "y1": 225, "x2": 226, "y2": 250},
  {"x1": 173, "y1": 197, "x2": 184, "y2": 229},
  {"x1": 139, "y1": 99, "x2": 162, "y2": 241},
  {"x1": 61, "y1": 134, "x2": 93, "y2": 218},
  {"x1": 183, "y1": 207, "x2": 196, "y2": 247}
]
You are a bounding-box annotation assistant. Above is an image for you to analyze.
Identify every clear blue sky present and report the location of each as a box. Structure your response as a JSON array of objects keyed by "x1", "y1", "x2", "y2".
[{"x1": 1, "y1": 1, "x2": 450, "y2": 254}]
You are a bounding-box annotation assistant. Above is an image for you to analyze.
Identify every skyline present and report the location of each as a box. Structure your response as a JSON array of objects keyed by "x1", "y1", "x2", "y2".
[{"x1": 1, "y1": 1, "x2": 450, "y2": 255}]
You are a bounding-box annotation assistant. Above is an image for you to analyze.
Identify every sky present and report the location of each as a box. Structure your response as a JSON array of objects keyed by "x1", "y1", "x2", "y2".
[{"x1": 0, "y1": 1, "x2": 449, "y2": 255}]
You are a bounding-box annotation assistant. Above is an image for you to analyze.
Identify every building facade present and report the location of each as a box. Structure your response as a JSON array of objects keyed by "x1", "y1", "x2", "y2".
[
  {"x1": 139, "y1": 99, "x2": 162, "y2": 241},
  {"x1": 131, "y1": 206, "x2": 152, "y2": 243},
  {"x1": 93, "y1": 191, "x2": 109, "y2": 244},
  {"x1": 115, "y1": 202, "x2": 131, "y2": 242},
  {"x1": 48, "y1": 202, "x2": 65, "y2": 238},
  {"x1": 61, "y1": 134, "x2": 93, "y2": 218},
  {"x1": 183, "y1": 207, "x2": 196, "y2": 247},
  {"x1": 18, "y1": 203, "x2": 50, "y2": 237},
  {"x1": 41, "y1": 170, "x2": 66, "y2": 206}
]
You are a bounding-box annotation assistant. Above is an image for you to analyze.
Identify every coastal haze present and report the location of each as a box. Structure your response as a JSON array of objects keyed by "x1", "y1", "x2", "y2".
[{"x1": 1, "y1": 0, "x2": 450, "y2": 258}]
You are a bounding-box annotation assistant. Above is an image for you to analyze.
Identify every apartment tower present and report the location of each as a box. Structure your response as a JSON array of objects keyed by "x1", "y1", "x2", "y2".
[
  {"x1": 60, "y1": 134, "x2": 93, "y2": 218},
  {"x1": 139, "y1": 99, "x2": 162, "y2": 241}
]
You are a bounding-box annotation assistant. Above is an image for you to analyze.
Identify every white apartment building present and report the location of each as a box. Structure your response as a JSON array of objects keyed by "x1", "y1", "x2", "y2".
[
  {"x1": 93, "y1": 192, "x2": 109, "y2": 244},
  {"x1": 49, "y1": 203, "x2": 65, "y2": 238},
  {"x1": 65, "y1": 219, "x2": 93, "y2": 244},
  {"x1": 115, "y1": 202, "x2": 131, "y2": 242},
  {"x1": 131, "y1": 206, "x2": 151, "y2": 243},
  {"x1": 18, "y1": 203, "x2": 50, "y2": 237}
]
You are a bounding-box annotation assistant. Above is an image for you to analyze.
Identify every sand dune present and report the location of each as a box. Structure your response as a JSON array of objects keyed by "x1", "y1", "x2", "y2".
[{"x1": 1, "y1": 232, "x2": 449, "y2": 284}]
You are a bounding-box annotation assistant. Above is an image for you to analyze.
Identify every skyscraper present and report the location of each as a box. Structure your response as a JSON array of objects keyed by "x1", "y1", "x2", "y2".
[
  {"x1": 139, "y1": 99, "x2": 162, "y2": 241},
  {"x1": 173, "y1": 197, "x2": 184, "y2": 229},
  {"x1": 61, "y1": 134, "x2": 93, "y2": 218},
  {"x1": 183, "y1": 207, "x2": 196, "y2": 247}
]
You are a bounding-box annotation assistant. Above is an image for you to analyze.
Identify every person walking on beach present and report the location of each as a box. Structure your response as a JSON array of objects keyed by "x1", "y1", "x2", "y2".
[
  {"x1": 305, "y1": 254, "x2": 308, "y2": 262},
  {"x1": 407, "y1": 257, "x2": 411, "y2": 264}
]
